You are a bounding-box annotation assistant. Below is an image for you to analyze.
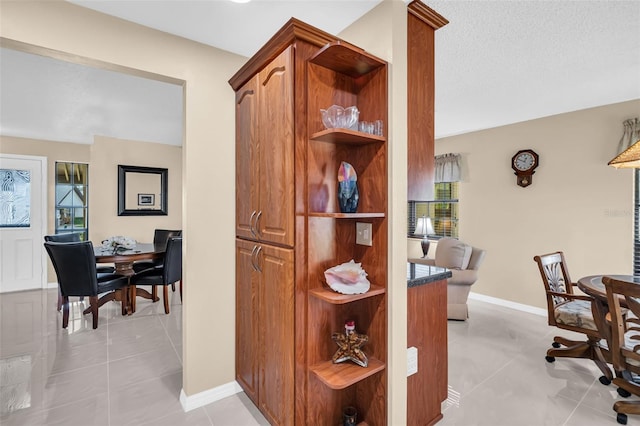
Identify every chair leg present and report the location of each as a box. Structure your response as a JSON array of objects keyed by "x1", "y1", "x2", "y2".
[
  {"x1": 90, "y1": 296, "x2": 99, "y2": 329},
  {"x1": 172, "y1": 282, "x2": 175, "y2": 292},
  {"x1": 163, "y1": 286, "x2": 170, "y2": 314},
  {"x1": 130, "y1": 285, "x2": 137, "y2": 313},
  {"x1": 152, "y1": 286, "x2": 158, "y2": 302},
  {"x1": 180, "y1": 280, "x2": 183, "y2": 303},
  {"x1": 62, "y1": 296, "x2": 70, "y2": 328},
  {"x1": 121, "y1": 287, "x2": 129, "y2": 316},
  {"x1": 57, "y1": 288, "x2": 63, "y2": 311}
]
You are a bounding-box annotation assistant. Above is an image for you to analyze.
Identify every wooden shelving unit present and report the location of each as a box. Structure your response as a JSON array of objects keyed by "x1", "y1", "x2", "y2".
[
  {"x1": 306, "y1": 33, "x2": 388, "y2": 425},
  {"x1": 310, "y1": 129, "x2": 384, "y2": 145},
  {"x1": 310, "y1": 357, "x2": 385, "y2": 390},
  {"x1": 309, "y1": 285, "x2": 385, "y2": 304},
  {"x1": 307, "y1": 212, "x2": 385, "y2": 219}
]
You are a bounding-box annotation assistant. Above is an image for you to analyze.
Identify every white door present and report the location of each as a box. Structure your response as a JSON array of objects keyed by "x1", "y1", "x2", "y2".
[{"x1": 0, "y1": 154, "x2": 47, "y2": 292}]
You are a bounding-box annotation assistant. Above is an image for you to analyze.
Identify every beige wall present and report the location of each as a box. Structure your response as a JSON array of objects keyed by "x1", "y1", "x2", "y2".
[
  {"x1": 1, "y1": 0, "x2": 246, "y2": 396},
  {"x1": 0, "y1": 135, "x2": 182, "y2": 284},
  {"x1": 436, "y1": 99, "x2": 640, "y2": 309},
  {"x1": 90, "y1": 136, "x2": 182, "y2": 244}
]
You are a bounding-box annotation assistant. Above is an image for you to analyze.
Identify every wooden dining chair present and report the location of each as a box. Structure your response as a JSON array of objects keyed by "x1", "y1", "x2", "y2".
[
  {"x1": 44, "y1": 241, "x2": 129, "y2": 329},
  {"x1": 130, "y1": 236, "x2": 182, "y2": 314},
  {"x1": 533, "y1": 251, "x2": 613, "y2": 384},
  {"x1": 603, "y1": 276, "x2": 640, "y2": 425}
]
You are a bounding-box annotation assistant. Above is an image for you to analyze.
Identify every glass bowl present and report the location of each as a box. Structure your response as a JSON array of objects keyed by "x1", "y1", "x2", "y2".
[{"x1": 320, "y1": 105, "x2": 359, "y2": 130}]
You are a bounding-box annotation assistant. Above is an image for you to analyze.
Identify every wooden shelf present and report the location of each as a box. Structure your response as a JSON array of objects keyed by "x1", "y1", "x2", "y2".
[
  {"x1": 310, "y1": 357, "x2": 385, "y2": 390},
  {"x1": 310, "y1": 285, "x2": 386, "y2": 304},
  {"x1": 308, "y1": 212, "x2": 385, "y2": 219},
  {"x1": 310, "y1": 128, "x2": 384, "y2": 145},
  {"x1": 309, "y1": 41, "x2": 386, "y2": 78}
]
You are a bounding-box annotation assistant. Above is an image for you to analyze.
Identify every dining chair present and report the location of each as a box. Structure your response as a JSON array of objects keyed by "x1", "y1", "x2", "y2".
[
  {"x1": 533, "y1": 251, "x2": 613, "y2": 384},
  {"x1": 130, "y1": 236, "x2": 182, "y2": 314},
  {"x1": 44, "y1": 241, "x2": 129, "y2": 329},
  {"x1": 603, "y1": 275, "x2": 640, "y2": 425},
  {"x1": 44, "y1": 233, "x2": 115, "y2": 311},
  {"x1": 132, "y1": 229, "x2": 182, "y2": 291}
]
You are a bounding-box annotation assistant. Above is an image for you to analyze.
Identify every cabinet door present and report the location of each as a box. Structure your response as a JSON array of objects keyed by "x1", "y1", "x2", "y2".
[
  {"x1": 256, "y1": 47, "x2": 295, "y2": 247},
  {"x1": 236, "y1": 76, "x2": 259, "y2": 241},
  {"x1": 235, "y1": 239, "x2": 260, "y2": 403},
  {"x1": 257, "y1": 244, "x2": 294, "y2": 426}
]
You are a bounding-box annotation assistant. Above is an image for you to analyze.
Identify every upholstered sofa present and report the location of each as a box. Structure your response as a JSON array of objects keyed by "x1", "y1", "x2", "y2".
[{"x1": 409, "y1": 237, "x2": 486, "y2": 320}]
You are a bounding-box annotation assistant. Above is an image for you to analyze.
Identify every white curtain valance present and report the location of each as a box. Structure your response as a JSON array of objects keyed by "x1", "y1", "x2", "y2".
[
  {"x1": 434, "y1": 153, "x2": 461, "y2": 183},
  {"x1": 616, "y1": 118, "x2": 640, "y2": 155}
]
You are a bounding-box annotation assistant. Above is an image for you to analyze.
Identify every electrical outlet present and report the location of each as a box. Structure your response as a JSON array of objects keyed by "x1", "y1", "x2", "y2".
[
  {"x1": 407, "y1": 346, "x2": 418, "y2": 376},
  {"x1": 356, "y1": 222, "x2": 372, "y2": 246}
]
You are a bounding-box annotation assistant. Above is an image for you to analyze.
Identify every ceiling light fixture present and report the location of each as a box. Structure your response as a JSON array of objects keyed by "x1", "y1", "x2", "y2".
[{"x1": 608, "y1": 118, "x2": 640, "y2": 168}]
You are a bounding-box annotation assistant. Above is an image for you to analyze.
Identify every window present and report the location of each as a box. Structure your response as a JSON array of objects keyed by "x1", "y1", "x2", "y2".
[
  {"x1": 55, "y1": 162, "x2": 88, "y2": 240},
  {"x1": 635, "y1": 170, "x2": 640, "y2": 275},
  {"x1": 408, "y1": 181, "x2": 459, "y2": 239}
]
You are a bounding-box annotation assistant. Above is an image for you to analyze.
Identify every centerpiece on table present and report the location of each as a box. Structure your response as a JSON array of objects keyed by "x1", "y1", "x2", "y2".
[{"x1": 101, "y1": 235, "x2": 136, "y2": 254}]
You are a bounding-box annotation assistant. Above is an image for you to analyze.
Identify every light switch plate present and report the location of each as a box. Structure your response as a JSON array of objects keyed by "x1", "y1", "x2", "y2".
[
  {"x1": 407, "y1": 346, "x2": 418, "y2": 376},
  {"x1": 356, "y1": 222, "x2": 372, "y2": 246}
]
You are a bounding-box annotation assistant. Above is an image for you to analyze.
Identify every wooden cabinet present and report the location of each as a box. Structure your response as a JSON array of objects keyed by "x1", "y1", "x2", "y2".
[
  {"x1": 407, "y1": 2, "x2": 448, "y2": 201},
  {"x1": 235, "y1": 47, "x2": 295, "y2": 248},
  {"x1": 231, "y1": 19, "x2": 388, "y2": 425},
  {"x1": 235, "y1": 238, "x2": 294, "y2": 426},
  {"x1": 407, "y1": 278, "x2": 448, "y2": 425}
]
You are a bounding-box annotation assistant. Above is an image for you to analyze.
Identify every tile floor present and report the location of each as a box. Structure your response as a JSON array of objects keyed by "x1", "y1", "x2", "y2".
[{"x1": 1, "y1": 290, "x2": 639, "y2": 425}]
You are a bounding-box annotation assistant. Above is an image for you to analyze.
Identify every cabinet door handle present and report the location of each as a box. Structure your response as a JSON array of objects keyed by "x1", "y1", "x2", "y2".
[
  {"x1": 250, "y1": 245, "x2": 259, "y2": 271},
  {"x1": 249, "y1": 210, "x2": 257, "y2": 237},
  {"x1": 254, "y1": 211, "x2": 262, "y2": 238},
  {"x1": 254, "y1": 246, "x2": 263, "y2": 273}
]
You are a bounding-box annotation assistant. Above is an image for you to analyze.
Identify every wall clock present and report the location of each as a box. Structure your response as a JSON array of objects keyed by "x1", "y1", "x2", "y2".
[{"x1": 511, "y1": 149, "x2": 539, "y2": 187}]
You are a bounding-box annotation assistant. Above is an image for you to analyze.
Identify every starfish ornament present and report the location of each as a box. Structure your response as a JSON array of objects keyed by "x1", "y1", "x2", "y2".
[{"x1": 332, "y1": 320, "x2": 369, "y2": 368}]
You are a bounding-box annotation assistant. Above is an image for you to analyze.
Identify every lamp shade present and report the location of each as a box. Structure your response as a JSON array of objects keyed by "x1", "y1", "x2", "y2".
[
  {"x1": 609, "y1": 139, "x2": 640, "y2": 168},
  {"x1": 414, "y1": 216, "x2": 434, "y2": 236}
]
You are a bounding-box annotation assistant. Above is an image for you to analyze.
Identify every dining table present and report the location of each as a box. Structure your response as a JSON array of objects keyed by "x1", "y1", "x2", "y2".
[
  {"x1": 94, "y1": 242, "x2": 166, "y2": 314},
  {"x1": 577, "y1": 274, "x2": 640, "y2": 353}
]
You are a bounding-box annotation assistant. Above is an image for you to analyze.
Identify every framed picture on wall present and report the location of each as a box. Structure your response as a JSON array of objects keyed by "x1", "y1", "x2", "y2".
[{"x1": 138, "y1": 193, "x2": 155, "y2": 206}]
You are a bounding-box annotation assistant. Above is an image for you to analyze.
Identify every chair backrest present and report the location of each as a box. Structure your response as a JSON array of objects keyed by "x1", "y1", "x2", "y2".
[
  {"x1": 602, "y1": 276, "x2": 640, "y2": 374},
  {"x1": 44, "y1": 241, "x2": 99, "y2": 297},
  {"x1": 44, "y1": 233, "x2": 81, "y2": 243},
  {"x1": 163, "y1": 236, "x2": 183, "y2": 285},
  {"x1": 153, "y1": 229, "x2": 182, "y2": 247},
  {"x1": 533, "y1": 251, "x2": 574, "y2": 323},
  {"x1": 467, "y1": 247, "x2": 486, "y2": 271}
]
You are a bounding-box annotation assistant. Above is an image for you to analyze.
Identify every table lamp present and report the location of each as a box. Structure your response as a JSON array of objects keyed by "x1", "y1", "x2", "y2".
[{"x1": 414, "y1": 216, "x2": 434, "y2": 257}]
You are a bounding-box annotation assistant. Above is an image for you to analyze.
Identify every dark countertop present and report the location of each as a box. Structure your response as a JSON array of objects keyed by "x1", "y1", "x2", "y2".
[{"x1": 407, "y1": 262, "x2": 451, "y2": 288}]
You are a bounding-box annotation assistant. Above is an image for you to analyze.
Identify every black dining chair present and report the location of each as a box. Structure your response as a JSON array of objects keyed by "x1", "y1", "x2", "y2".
[
  {"x1": 132, "y1": 229, "x2": 182, "y2": 291},
  {"x1": 44, "y1": 233, "x2": 115, "y2": 311},
  {"x1": 131, "y1": 236, "x2": 182, "y2": 314},
  {"x1": 44, "y1": 241, "x2": 129, "y2": 329}
]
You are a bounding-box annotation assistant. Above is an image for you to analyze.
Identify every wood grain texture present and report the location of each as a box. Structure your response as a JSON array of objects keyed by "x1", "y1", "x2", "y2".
[
  {"x1": 407, "y1": 12, "x2": 436, "y2": 201},
  {"x1": 258, "y1": 244, "x2": 295, "y2": 426},
  {"x1": 235, "y1": 239, "x2": 259, "y2": 404},
  {"x1": 407, "y1": 279, "x2": 448, "y2": 425},
  {"x1": 234, "y1": 19, "x2": 389, "y2": 424},
  {"x1": 235, "y1": 77, "x2": 258, "y2": 242},
  {"x1": 257, "y1": 47, "x2": 295, "y2": 247},
  {"x1": 408, "y1": 0, "x2": 449, "y2": 29}
]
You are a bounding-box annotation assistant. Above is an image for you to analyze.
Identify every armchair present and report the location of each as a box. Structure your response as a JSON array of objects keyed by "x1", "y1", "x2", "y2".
[{"x1": 409, "y1": 237, "x2": 486, "y2": 320}]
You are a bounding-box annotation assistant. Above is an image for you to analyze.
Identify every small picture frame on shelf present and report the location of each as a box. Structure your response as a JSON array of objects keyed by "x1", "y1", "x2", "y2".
[{"x1": 137, "y1": 193, "x2": 155, "y2": 206}]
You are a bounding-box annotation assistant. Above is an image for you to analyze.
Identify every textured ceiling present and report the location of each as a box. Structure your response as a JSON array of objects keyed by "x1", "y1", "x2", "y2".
[{"x1": 1, "y1": 0, "x2": 639, "y2": 146}]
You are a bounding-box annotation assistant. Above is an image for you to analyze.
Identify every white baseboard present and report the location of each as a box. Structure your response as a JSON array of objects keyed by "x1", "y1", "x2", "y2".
[
  {"x1": 180, "y1": 381, "x2": 243, "y2": 412},
  {"x1": 469, "y1": 292, "x2": 547, "y2": 317}
]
